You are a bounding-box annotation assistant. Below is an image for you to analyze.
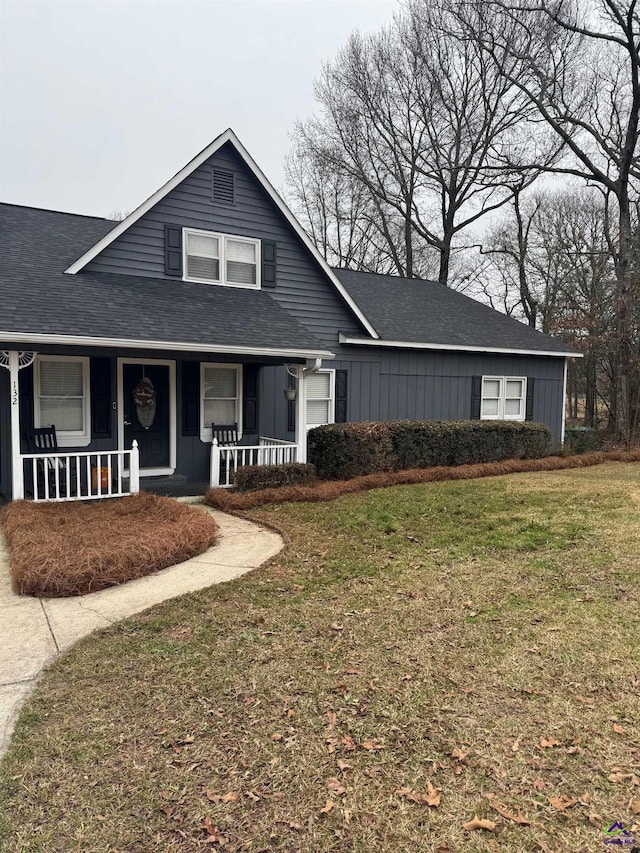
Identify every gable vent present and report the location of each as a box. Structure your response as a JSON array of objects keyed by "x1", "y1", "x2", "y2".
[{"x1": 212, "y1": 169, "x2": 235, "y2": 204}]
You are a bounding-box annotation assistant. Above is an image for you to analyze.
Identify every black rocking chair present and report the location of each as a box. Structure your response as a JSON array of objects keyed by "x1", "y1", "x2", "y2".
[
  {"x1": 211, "y1": 423, "x2": 239, "y2": 446},
  {"x1": 27, "y1": 425, "x2": 69, "y2": 498}
]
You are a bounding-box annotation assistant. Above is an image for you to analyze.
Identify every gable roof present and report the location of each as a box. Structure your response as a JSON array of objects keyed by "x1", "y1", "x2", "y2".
[
  {"x1": 0, "y1": 204, "x2": 333, "y2": 359},
  {"x1": 64, "y1": 128, "x2": 379, "y2": 340},
  {"x1": 334, "y1": 269, "x2": 579, "y2": 358}
]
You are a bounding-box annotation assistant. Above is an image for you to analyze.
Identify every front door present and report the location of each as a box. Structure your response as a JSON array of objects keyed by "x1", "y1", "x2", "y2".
[{"x1": 122, "y1": 362, "x2": 171, "y2": 470}]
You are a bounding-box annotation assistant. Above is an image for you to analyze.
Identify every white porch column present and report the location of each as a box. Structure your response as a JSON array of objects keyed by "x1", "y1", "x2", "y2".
[
  {"x1": 1, "y1": 351, "x2": 37, "y2": 499},
  {"x1": 8, "y1": 351, "x2": 24, "y2": 500},
  {"x1": 295, "y1": 364, "x2": 307, "y2": 463}
]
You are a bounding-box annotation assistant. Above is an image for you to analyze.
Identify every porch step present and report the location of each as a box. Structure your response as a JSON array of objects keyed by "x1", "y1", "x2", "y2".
[{"x1": 139, "y1": 474, "x2": 188, "y2": 489}]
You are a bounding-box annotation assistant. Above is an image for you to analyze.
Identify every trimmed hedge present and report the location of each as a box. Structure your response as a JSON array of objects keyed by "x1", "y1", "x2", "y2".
[
  {"x1": 308, "y1": 420, "x2": 552, "y2": 479},
  {"x1": 233, "y1": 462, "x2": 316, "y2": 492}
]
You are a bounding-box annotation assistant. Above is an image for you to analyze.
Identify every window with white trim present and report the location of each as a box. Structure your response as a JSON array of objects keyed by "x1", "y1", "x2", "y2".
[
  {"x1": 481, "y1": 376, "x2": 526, "y2": 421},
  {"x1": 34, "y1": 356, "x2": 91, "y2": 444},
  {"x1": 184, "y1": 228, "x2": 260, "y2": 288},
  {"x1": 201, "y1": 363, "x2": 242, "y2": 440},
  {"x1": 305, "y1": 369, "x2": 335, "y2": 429}
]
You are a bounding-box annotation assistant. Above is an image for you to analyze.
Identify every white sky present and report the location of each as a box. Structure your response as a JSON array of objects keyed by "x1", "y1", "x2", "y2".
[{"x1": 0, "y1": 0, "x2": 399, "y2": 218}]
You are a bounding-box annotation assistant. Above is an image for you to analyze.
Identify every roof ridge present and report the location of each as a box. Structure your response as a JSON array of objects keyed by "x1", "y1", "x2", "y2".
[
  {"x1": 332, "y1": 266, "x2": 440, "y2": 286},
  {"x1": 0, "y1": 202, "x2": 116, "y2": 223}
]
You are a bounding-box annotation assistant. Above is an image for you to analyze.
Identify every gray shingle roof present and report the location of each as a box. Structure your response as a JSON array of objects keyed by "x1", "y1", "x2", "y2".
[
  {"x1": 0, "y1": 204, "x2": 331, "y2": 355},
  {"x1": 334, "y1": 268, "x2": 576, "y2": 355}
]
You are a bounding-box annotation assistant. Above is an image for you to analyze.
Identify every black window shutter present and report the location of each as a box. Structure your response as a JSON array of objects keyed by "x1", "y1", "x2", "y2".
[
  {"x1": 262, "y1": 240, "x2": 277, "y2": 289},
  {"x1": 90, "y1": 357, "x2": 112, "y2": 437},
  {"x1": 243, "y1": 365, "x2": 259, "y2": 434},
  {"x1": 525, "y1": 377, "x2": 535, "y2": 421},
  {"x1": 335, "y1": 369, "x2": 348, "y2": 423},
  {"x1": 182, "y1": 361, "x2": 200, "y2": 436},
  {"x1": 470, "y1": 376, "x2": 482, "y2": 420},
  {"x1": 287, "y1": 371, "x2": 296, "y2": 432},
  {"x1": 165, "y1": 225, "x2": 183, "y2": 277}
]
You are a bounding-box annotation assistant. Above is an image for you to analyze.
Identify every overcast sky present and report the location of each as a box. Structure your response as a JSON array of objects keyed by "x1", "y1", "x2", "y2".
[{"x1": 0, "y1": 0, "x2": 398, "y2": 219}]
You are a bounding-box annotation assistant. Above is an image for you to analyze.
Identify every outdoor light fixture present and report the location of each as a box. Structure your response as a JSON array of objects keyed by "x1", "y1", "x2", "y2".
[{"x1": 283, "y1": 364, "x2": 299, "y2": 401}]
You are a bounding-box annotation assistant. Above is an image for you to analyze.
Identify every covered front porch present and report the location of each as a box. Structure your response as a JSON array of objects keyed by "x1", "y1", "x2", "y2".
[{"x1": 0, "y1": 344, "x2": 325, "y2": 503}]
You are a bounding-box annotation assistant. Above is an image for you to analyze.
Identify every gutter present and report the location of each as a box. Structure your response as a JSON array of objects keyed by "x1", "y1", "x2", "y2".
[{"x1": 338, "y1": 333, "x2": 582, "y2": 359}]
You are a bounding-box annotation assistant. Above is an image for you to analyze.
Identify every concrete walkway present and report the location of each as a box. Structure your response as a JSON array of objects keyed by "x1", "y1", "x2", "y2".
[{"x1": 0, "y1": 505, "x2": 283, "y2": 756}]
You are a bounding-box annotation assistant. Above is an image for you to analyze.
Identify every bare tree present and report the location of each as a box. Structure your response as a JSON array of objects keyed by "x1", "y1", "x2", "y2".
[
  {"x1": 286, "y1": 0, "x2": 545, "y2": 285},
  {"x1": 459, "y1": 0, "x2": 640, "y2": 437},
  {"x1": 479, "y1": 187, "x2": 617, "y2": 426}
]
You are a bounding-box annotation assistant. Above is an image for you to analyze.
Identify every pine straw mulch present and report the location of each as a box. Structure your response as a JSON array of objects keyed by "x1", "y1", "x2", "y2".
[
  {"x1": 204, "y1": 448, "x2": 640, "y2": 511},
  {"x1": 0, "y1": 492, "x2": 219, "y2": 598}
]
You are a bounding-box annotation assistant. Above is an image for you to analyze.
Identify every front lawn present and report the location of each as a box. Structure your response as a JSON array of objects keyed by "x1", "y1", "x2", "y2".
[{"x1": 1, "y1": 464, "x2": 639, "y2": 851}]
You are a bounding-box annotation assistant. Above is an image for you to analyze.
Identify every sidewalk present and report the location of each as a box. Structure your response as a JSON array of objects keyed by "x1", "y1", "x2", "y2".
[{"x1": 0, "y1": 505, "x2": 283, "y2": 756}]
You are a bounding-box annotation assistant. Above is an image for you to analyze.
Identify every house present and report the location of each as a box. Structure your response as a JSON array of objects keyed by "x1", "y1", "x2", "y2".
[{"x1": 0, "y1": 129, "x2": 578, "y2": 502}]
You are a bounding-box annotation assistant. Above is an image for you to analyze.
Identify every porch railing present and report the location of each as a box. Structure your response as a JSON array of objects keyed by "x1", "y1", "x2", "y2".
[
  {"x1": 210, "y1": 437, "x2": 298, "y2": 488},
  {"x1": 21, "y1": 441, "x2": 140, "y2": 502}
]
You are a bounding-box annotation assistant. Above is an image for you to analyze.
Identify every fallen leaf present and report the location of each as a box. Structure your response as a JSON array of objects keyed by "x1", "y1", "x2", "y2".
[
  {"x1": 548, "y1": 795, "x2": 578, "y2": 812},
  {"x1": 325, "y1": 711, "x2": 337, "y2": 728},
  {"x1": 396, "y1": 782, "x2": 441, "y2": 808},
  {"x1": 341, "y1": 735, "x2": 357, "y2": 751},
  {"x1": 533, "y1": 779, "x2": 546, "y2": 791},
  {"x1": 451, "y1": 747, "x2": 470, "y2": 763},
  {"x1": 631, "y1": 800, "x2": 640, "y2": 814},
  {"x1": 319, "y1": 799, "x2": 334, "y2": 814},
  {"x1": 336, "y1": 759, "x2": 351, "y2": 772},
  {"x1": 204, "y1": 790, "x2": 239, "y2": 804},
  {"x1": 463, "y1": 815, "x2": 496, "y2": 832},
  {"x1": 326, "y1": 777, "x2": 346, "y2": 796},
  {"x1": 575, "y1": 695, "x2": 595, "y2": 706},
  {"x1": 613, "y1": 723, "x2": 625, "y2": 734},
  {"x1": 485, "y1": 796, "x2": 531, "y2": 825},
  {"x1": 589, "y1": 812, "x2": 603, "y2": 827},
  {"x1": 271, "y1": 733, "x2": 283, "y2": 742},
  {"x1": 540, "y1": 737, "x2": 561, "y2": 748}
]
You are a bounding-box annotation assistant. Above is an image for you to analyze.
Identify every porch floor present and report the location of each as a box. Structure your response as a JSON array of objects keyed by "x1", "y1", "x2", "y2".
[{"x1": 140, "y1": 478, "x2": 210, "y2": 498}]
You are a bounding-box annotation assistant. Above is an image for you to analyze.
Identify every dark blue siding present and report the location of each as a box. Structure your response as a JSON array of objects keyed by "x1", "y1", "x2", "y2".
[
  {"x1": 263, "y1": 348, "x2": 566, "y2": 445},
  {"x1": 85, "y1": 142, "x2": 364, "y2": 347}
]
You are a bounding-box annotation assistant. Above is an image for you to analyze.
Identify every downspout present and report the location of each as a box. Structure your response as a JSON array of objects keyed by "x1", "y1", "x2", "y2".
[
  {"x1": 295, "y1": 358, "x2": 323, "y2": 463},
  {"x1": 561, "y1": 357, "x2": 568, "y2": 446}
]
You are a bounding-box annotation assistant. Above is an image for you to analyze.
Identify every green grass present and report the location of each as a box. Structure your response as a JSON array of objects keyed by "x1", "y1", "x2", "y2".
[{"x1": 1, "y1": 463, "x2": 640, "y2": 852}]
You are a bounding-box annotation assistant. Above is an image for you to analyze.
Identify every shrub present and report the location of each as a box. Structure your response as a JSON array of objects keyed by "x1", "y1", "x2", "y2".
[
  {"x1": 307, "y1": 422, "x2": 395, "y2": 479},
  {"x1": 308, "y1": 420, "x2": 551, "y2": 479},
  {"x1": 563, "y1": 426, "x2": 602, "y2": 454},
  {"x1": 233, "y1": 462, "x2": 316, "y2": 492}
]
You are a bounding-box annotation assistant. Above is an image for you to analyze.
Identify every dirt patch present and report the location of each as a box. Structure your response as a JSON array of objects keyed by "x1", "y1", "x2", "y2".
[{"x1": 0, "y1": 492, "x2": 219, "y2": 597}]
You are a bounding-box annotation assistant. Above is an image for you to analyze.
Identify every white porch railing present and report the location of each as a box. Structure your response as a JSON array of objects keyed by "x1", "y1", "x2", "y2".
[
  {"x1": 21, "y1": 441, "x2": 140, "y2": 502},
  {"x1": 210, "y1": 437, "x2": 298, "y2": 488}
]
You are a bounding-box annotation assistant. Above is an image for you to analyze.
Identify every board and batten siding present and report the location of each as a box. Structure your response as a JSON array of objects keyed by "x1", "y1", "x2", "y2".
[
  {"x1": 262, "y1": 349, "x2": 566, "y2": 445},
  {"x1": 84, "y1": 142, "x2": 364, "y2": 347}
]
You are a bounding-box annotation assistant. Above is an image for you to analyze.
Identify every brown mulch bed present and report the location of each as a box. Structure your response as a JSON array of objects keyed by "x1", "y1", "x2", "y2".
[
  {"x1": 204, "y1": 449, "x2": 640, "y2": 511},
  {"x1": 1, "y1": 492, "x2": 219, "y2": 598}
]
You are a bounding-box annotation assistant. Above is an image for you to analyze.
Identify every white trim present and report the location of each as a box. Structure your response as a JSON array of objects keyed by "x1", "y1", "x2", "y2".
[
  {"x1": 33, "y1": 355, "x2": 91, "y2": 447},
  {"x1": 480, "y1": 375, "x2": 527, "y2": 422},
  {"x1": 183, "y1": 228, "x2": 261, "y2": 289},
  {"x1": 0, "y1": 330, "x2": 334, "y2": 360},
  {"x1": 63, "y1": 128, "x2": 379, "y2": 339},
  {"x1": 117, "y1": 358, "x2": 177, "y2": 475},
  {"x1": 200, "y1": 362, "x2": 243, "y2": 443},
  {"x1": 304, "y1": 368, "x2": 335, "y2": 431},
  {"x1": 339, "y1": 333, "x2": 581, "y2": 359},
  {"x1": 561, "y1": 356, "x2": 568, "y2": 444}
]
